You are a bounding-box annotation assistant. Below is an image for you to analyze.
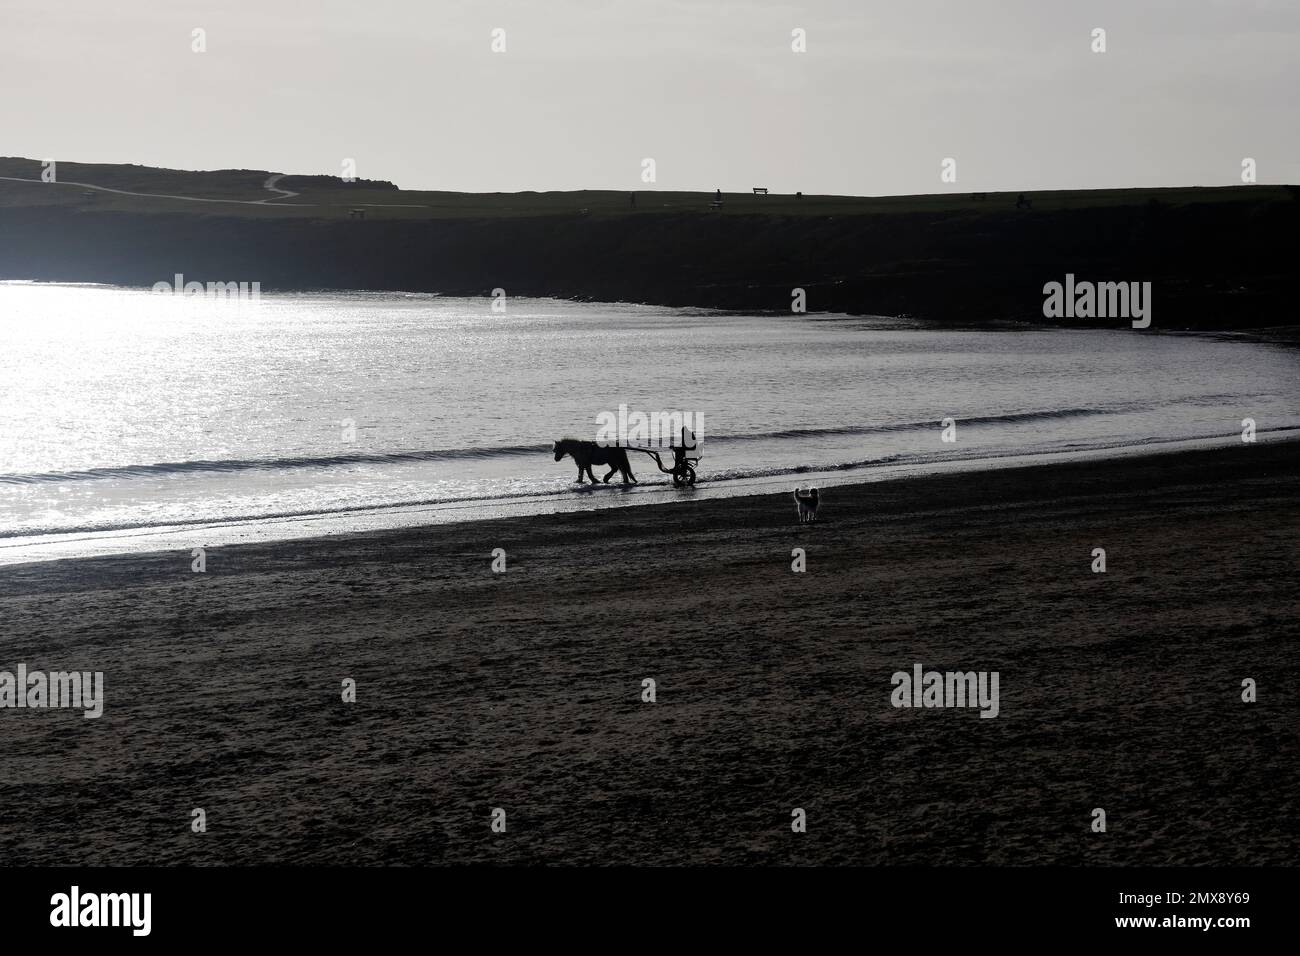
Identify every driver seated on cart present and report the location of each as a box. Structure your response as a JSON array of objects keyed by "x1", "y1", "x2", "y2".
[{"x1": 675, "y1": 426, "x2": 699, "y2": 462}]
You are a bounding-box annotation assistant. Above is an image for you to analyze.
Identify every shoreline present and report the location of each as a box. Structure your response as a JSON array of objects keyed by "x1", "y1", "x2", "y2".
[
  {"x1": 5, "y1": 431, "x2": 1299, "y2": 566},
  {"x1": 2, "y1": 441, "x2": 1296, "y2": 864}
]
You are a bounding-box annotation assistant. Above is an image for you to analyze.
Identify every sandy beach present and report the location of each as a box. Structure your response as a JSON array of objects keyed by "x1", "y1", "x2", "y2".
[{"x1": 1, "y1": 441, "x2": 1296, "y2": 866}]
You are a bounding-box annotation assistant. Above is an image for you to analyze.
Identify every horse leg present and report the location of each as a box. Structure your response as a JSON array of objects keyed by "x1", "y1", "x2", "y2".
[{"x1": 602, "y1": 466, "x2": 617, "y2": 483}]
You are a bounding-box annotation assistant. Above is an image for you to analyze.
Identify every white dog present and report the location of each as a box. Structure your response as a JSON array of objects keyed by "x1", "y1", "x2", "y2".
[{"x1": 793, "y1": 487, "x2": 820, "y2": 523}]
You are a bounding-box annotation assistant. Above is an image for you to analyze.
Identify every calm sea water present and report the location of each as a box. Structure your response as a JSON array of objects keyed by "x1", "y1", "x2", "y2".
[{"x1": 2, "y1": 282, "x2": 1298, "y2": 562}]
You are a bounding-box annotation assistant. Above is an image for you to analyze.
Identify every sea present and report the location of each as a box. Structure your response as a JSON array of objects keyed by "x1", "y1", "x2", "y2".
[{"x1": 2, "y1": 281, "x2": 1298, "y2": 563}]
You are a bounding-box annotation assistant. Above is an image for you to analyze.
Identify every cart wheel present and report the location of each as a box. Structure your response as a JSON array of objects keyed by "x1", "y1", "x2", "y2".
[{"x1": 682, "y1": 464, "x2": 696, "y2": 487}]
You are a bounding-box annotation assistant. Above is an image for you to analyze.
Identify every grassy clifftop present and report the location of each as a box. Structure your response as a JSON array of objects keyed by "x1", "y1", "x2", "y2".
[{"x1": 0, "y1": 157, "x2": 1294, "y2": 329}]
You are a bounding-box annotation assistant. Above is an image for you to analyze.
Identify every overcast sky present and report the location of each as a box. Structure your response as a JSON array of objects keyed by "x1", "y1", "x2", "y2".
[{"x1": 2, "y1": 0, "x2": 1297, "y2": 194}]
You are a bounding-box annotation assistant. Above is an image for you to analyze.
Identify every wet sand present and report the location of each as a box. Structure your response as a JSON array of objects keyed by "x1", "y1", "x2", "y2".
[{"x1": 1, "y1": 441, "x2": 1297, "y2": 865}]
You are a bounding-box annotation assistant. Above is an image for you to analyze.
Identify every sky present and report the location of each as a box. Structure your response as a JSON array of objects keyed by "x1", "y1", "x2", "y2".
[{"x1": 2, "y1": 0, "x2": 1297, "y2": 195}]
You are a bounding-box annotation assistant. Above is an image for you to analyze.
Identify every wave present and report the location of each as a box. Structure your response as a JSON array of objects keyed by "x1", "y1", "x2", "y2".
[
  {"x1": 720, "y1": 405, "x2": 1127, "y2": 444},
  {"x1": 0, "y1": 404, "x2": 1153, "y2": 485},
  {"x1": 5, "y1": 427, "x2": 1298, "y2": 541},
  {"x1": 0, "y1": 443, "x2": 545, "y2": 485}
]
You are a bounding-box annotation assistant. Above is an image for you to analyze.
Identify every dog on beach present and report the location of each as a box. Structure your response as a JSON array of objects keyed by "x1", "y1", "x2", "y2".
[
  {"x1": 553, "y1": 438, "x2": 637, "y2": 484},
  {"x1": 793, "y1": 487, "x2": 820, "y2": 523}
]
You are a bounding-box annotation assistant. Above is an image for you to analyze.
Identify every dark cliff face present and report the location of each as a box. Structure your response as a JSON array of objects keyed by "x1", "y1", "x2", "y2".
[{"x1": 0, "y1": 193, "x2": 1294, "y2": 329}]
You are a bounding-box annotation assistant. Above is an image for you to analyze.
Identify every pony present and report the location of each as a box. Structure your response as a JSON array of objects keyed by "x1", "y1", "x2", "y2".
[{"x1": 553, "y1": 439, "x2": 638, "y2": 484}]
